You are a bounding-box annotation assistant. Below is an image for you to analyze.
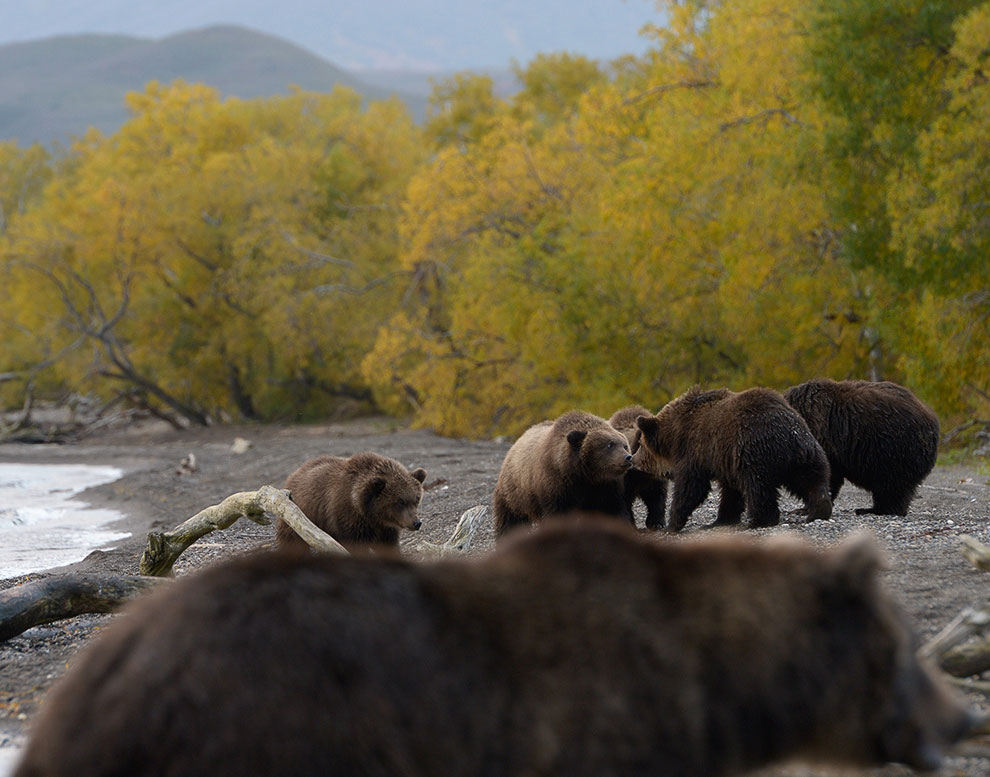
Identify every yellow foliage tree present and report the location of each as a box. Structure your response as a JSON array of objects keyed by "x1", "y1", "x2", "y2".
[{"x1": 2, "y1": 81, "x2": 424, "y2": 422}]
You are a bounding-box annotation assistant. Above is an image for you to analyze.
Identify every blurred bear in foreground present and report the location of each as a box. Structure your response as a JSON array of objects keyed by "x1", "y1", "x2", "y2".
[
  {"x1": 785, "y1": 379, "x2": 940, "y2": 516},
  {"x1": 276, "y1": 452, "x2": 426, "y2": 552},
  {"x1": 14, "y1": 520, "x2": 971, "y2": 777},
  {"x1": 608, "y1": 404, "x2": 668, "y2": 528},
  {"x1": 493, "y1": 410, "x2": 633, "y2": 536},
  {"x1": 635, "y1": 386, "x2": 833, "y2": 530}
]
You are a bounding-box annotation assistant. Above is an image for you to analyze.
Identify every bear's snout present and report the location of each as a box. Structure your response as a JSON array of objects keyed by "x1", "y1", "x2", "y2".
[{"x1": 411, "y1": 520, "x2": 422, "y2": 531}]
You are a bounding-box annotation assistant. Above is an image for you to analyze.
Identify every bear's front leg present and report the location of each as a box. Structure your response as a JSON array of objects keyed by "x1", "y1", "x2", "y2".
[{"x1": 668, "y1": 470, "x2": 711, "y2": 532}]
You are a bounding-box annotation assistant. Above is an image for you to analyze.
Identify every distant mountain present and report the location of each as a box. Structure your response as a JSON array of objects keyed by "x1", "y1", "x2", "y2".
[
  {"x1": 0, "y1": 25, "x2": 428, "y2": 146},
  {"x1": 0, "y1": 0, "x2": 658, "y2": 72}
]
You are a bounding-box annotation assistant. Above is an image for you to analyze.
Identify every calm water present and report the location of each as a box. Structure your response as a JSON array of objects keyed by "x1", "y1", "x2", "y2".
[{"x1": 0, "y1": 463, "x2": 130, "y2": 579}]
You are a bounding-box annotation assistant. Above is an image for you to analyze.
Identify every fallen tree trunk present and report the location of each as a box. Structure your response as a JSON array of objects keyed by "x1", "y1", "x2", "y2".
[
  {"x1": 139, "y1": 485, "x2": 347, "y2": 576},
  {"x1": 0, "y1": 574, "x2": 162, "y2": 642}
]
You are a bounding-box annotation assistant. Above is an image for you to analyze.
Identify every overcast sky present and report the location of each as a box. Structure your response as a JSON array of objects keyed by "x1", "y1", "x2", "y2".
[{"x1": 3, "y1": 0, "x2": 661, "y2": 70}]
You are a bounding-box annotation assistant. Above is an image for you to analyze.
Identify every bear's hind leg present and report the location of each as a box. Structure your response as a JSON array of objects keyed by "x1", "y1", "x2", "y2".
[
  {"x1": 856, "y1": 485, "x2": 914, "y2": 517},
  {"x1": 712, "y1": 484, "x2": 744, "y2": 527},
  {"x1": 744, "y1": 485, "x2": 781, "y2": 528}
]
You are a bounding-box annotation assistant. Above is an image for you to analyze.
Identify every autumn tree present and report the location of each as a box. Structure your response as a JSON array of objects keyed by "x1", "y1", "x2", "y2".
[{"x1": 2, "y1": 81, "x2": 424, "y2": 423}]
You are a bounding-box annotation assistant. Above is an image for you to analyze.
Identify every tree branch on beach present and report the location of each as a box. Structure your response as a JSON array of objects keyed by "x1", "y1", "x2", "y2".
[
  {"x1": 139, "y1": 485, "x2": 347, "y2": 576},
  {"x1": 0, "y1": 574, "x2": 162, "y2": 642}
]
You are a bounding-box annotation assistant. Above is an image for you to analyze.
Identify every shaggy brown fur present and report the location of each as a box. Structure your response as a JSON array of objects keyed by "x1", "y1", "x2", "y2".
[
  {"x1": 635, "y1": 387, "x2": 832, "y2": 531},
  {"x1": 14, "y1": 520, "x2": 971, "y2": 777},
  {"x1": 609, "y1": 405, "x2": 668, "y2": 529},
  {"x1": 275, "y1": 452, "x2": 426, "y2": 552},
  {"x1": 785, "y1": 379, "x2": 940, "y2": 516},
  {"x1": 492, "y1": 410, "x2": 632, "y2": 536}
]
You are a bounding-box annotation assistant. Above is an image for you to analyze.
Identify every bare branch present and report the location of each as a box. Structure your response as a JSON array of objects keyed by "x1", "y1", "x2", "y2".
[
  {"x1": 623, "y1": 79, "x2": 718, "y2": 106},
  {"x1": 720, "y1": 108, "x2": 804, "y2": 132},
  {"x1": 139, "y1": 486, "x2": 347, "y2": 577}
]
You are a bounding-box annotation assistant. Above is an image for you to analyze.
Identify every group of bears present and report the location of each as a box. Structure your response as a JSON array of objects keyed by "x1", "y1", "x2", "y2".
[
  {"x1": 15, "y1": 378, "x2": 967, "y2": 777},
  {"x1": 270, "y1": 377, "x2": 940, "y2": 552},
  {"x1": 495, "y1": 377, "x2": 940, "y2": 538}
]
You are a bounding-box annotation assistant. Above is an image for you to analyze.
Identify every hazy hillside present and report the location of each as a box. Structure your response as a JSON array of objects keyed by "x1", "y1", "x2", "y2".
[
  {"x1": 0, "y1": 25, "x2": 427, "y2": 146},
  {"x1": 0, "y1": 0, "x2": 657, "y2": 71}
]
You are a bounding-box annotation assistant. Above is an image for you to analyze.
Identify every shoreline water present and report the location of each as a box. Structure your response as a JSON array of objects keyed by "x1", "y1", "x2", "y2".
[{"x1": 0, "y1": 463, "x2": 130, "y2": 579}]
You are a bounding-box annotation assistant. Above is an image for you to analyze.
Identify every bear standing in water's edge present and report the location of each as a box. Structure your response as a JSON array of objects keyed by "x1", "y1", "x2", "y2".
[{"x1": 13, "y1": 519, "x2": 973, "y2": 777}]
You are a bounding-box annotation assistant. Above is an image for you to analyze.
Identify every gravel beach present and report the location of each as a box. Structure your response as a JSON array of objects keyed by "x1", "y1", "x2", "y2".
[{"x1": 1, "y1": 417, "x2": 988, "y2": 776}]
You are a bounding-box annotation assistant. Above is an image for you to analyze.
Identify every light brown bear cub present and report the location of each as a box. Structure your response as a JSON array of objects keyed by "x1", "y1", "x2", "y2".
[
  {"x1": 609, "y1": 404, "x2": 668, "y2": 529},
  {"x1": 635, "y1": 386, "x2": 832, "y2": 531},
  {"x1": 14, "y1": 520, "x2": 973, "y2": 777},
  {"x1": 276, "y1": 452, "x2": 426, "y2": 552},
  {"x1": 493, "y1": 410, "x2": 632, "y2": 536}
]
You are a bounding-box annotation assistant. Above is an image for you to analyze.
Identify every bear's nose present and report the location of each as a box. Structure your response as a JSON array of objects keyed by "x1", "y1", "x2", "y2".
[
  {"x1": 411, "y1": 520, "x2": 422, "y2": 531},
  {"x1": 625, "y1": 454, "x2": 633, "y2": 463}
]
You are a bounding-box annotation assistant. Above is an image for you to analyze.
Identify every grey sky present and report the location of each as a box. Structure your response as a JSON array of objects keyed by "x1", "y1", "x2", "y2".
[{"x1": 3, "y1": 0, "x2": 661, "y2": 70}]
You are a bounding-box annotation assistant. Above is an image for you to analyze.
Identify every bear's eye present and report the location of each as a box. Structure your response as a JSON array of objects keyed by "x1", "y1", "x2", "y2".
[{"x1": 606, "y1": 441, "x2": 614, "y2": 449}]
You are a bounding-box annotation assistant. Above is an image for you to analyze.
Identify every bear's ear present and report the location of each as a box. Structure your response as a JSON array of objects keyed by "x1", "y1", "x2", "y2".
[
  {"x1": 636, "y1": 415, "x2": 659, "y2": 437},
  {"x1": 828, "y1": 532, "x2": 886, "y2": 590},
  {"x1": 363, "y1": 476, "x2": 388, "y2": 501},
  {"x1": 410, "y1": 467, "x2": 427, "y2": 483},
  {"x1": 566, "y1": 430, "x2": 587, "y2": 448}
]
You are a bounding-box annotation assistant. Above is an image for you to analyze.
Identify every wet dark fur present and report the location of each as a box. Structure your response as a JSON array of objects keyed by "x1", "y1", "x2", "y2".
[
  {"x1": 609, "y1": 405, "x2": 668, "y2": 528},
  {"x1": 635, "y1": 387, "x2": 832, "y2": 531},
  {"x1": 275, "y1": 452, "x2": 426, "y2": 552},
  {"x1": 493, "y1": 410, "x2": 633, "y2": 537},
  {"x1": 785, "y1": 379, "x2": 940, "y2": 516},
  {"x1": 14, "y1": 520, "x2": 970, "y2": 777}
]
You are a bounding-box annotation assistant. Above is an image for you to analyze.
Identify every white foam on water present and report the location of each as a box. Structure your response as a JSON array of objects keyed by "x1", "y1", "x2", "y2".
[
  {"x1": 0, "y1": 463, "x2": 130, "y2": 579},
  {"x1": 0, "y1": 746, "x2": 21, "y2": 777}
]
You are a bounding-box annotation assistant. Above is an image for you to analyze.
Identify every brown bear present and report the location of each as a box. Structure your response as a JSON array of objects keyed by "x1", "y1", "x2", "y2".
[
  {"x1": 634, "y1": 387, "x2": 832, "y2": 531},
  {"x1": 785, "y1": 379, "x2": 940, "y2": 516},
  {"x1": 609, "y1": 404, "x2": 668, "y2": 529},
  {"x1": 492, "y1": 410, "x2": 633, "y2": 536},
  {"x1": 275, "y1": 452, "x2": 426, "y2": 552},
  {"x1": 13, "y1": 519, "x2": 972, "y2": 777}
]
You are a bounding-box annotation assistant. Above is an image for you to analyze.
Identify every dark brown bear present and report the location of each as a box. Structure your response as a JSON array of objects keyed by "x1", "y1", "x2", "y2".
[
  {"x1": 785, "y1": 379, "x2": 940, "y2": 516},
  {"x1": 275, "y1": 452, "x2": 426, "y2": 552},
  {"x1": 14, "y1": 519, "x2": 972, "y2": 777},
  {"x1": 634, "y1": 387, "x2": 832, "y2": 531},
  {"x1": 609, "y1": 404, "x2": 668, "y2": 529},
  {"x1": 492, "y1": 410, "x2": 633, "y2": 536}
]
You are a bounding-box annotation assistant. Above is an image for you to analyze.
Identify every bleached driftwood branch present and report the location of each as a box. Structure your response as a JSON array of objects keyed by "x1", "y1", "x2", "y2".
[
  {"x1": 140, "y1": 485, "x2": 347, "y2": 576},
  {"x1": 0, "y1": 574, "x2": 162, "y2": 642},
  {"x1": 420, "y1": 505, "x2": 488, "y2": 556},
  {"x1": 961, "y1": 534, "x2": 990, "y2": 572},
  {"x1": 921, "y1": 607, "x2": 990, "y2": 664}
]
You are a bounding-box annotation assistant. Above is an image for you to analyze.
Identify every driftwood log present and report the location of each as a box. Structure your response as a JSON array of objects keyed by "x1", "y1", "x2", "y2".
[
  {"x1": 0, "y1": 574, "x2": 161, "y2": 642},
  {"x1": 139, "y1": 485, "x2": 347, "y2": 576}
]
